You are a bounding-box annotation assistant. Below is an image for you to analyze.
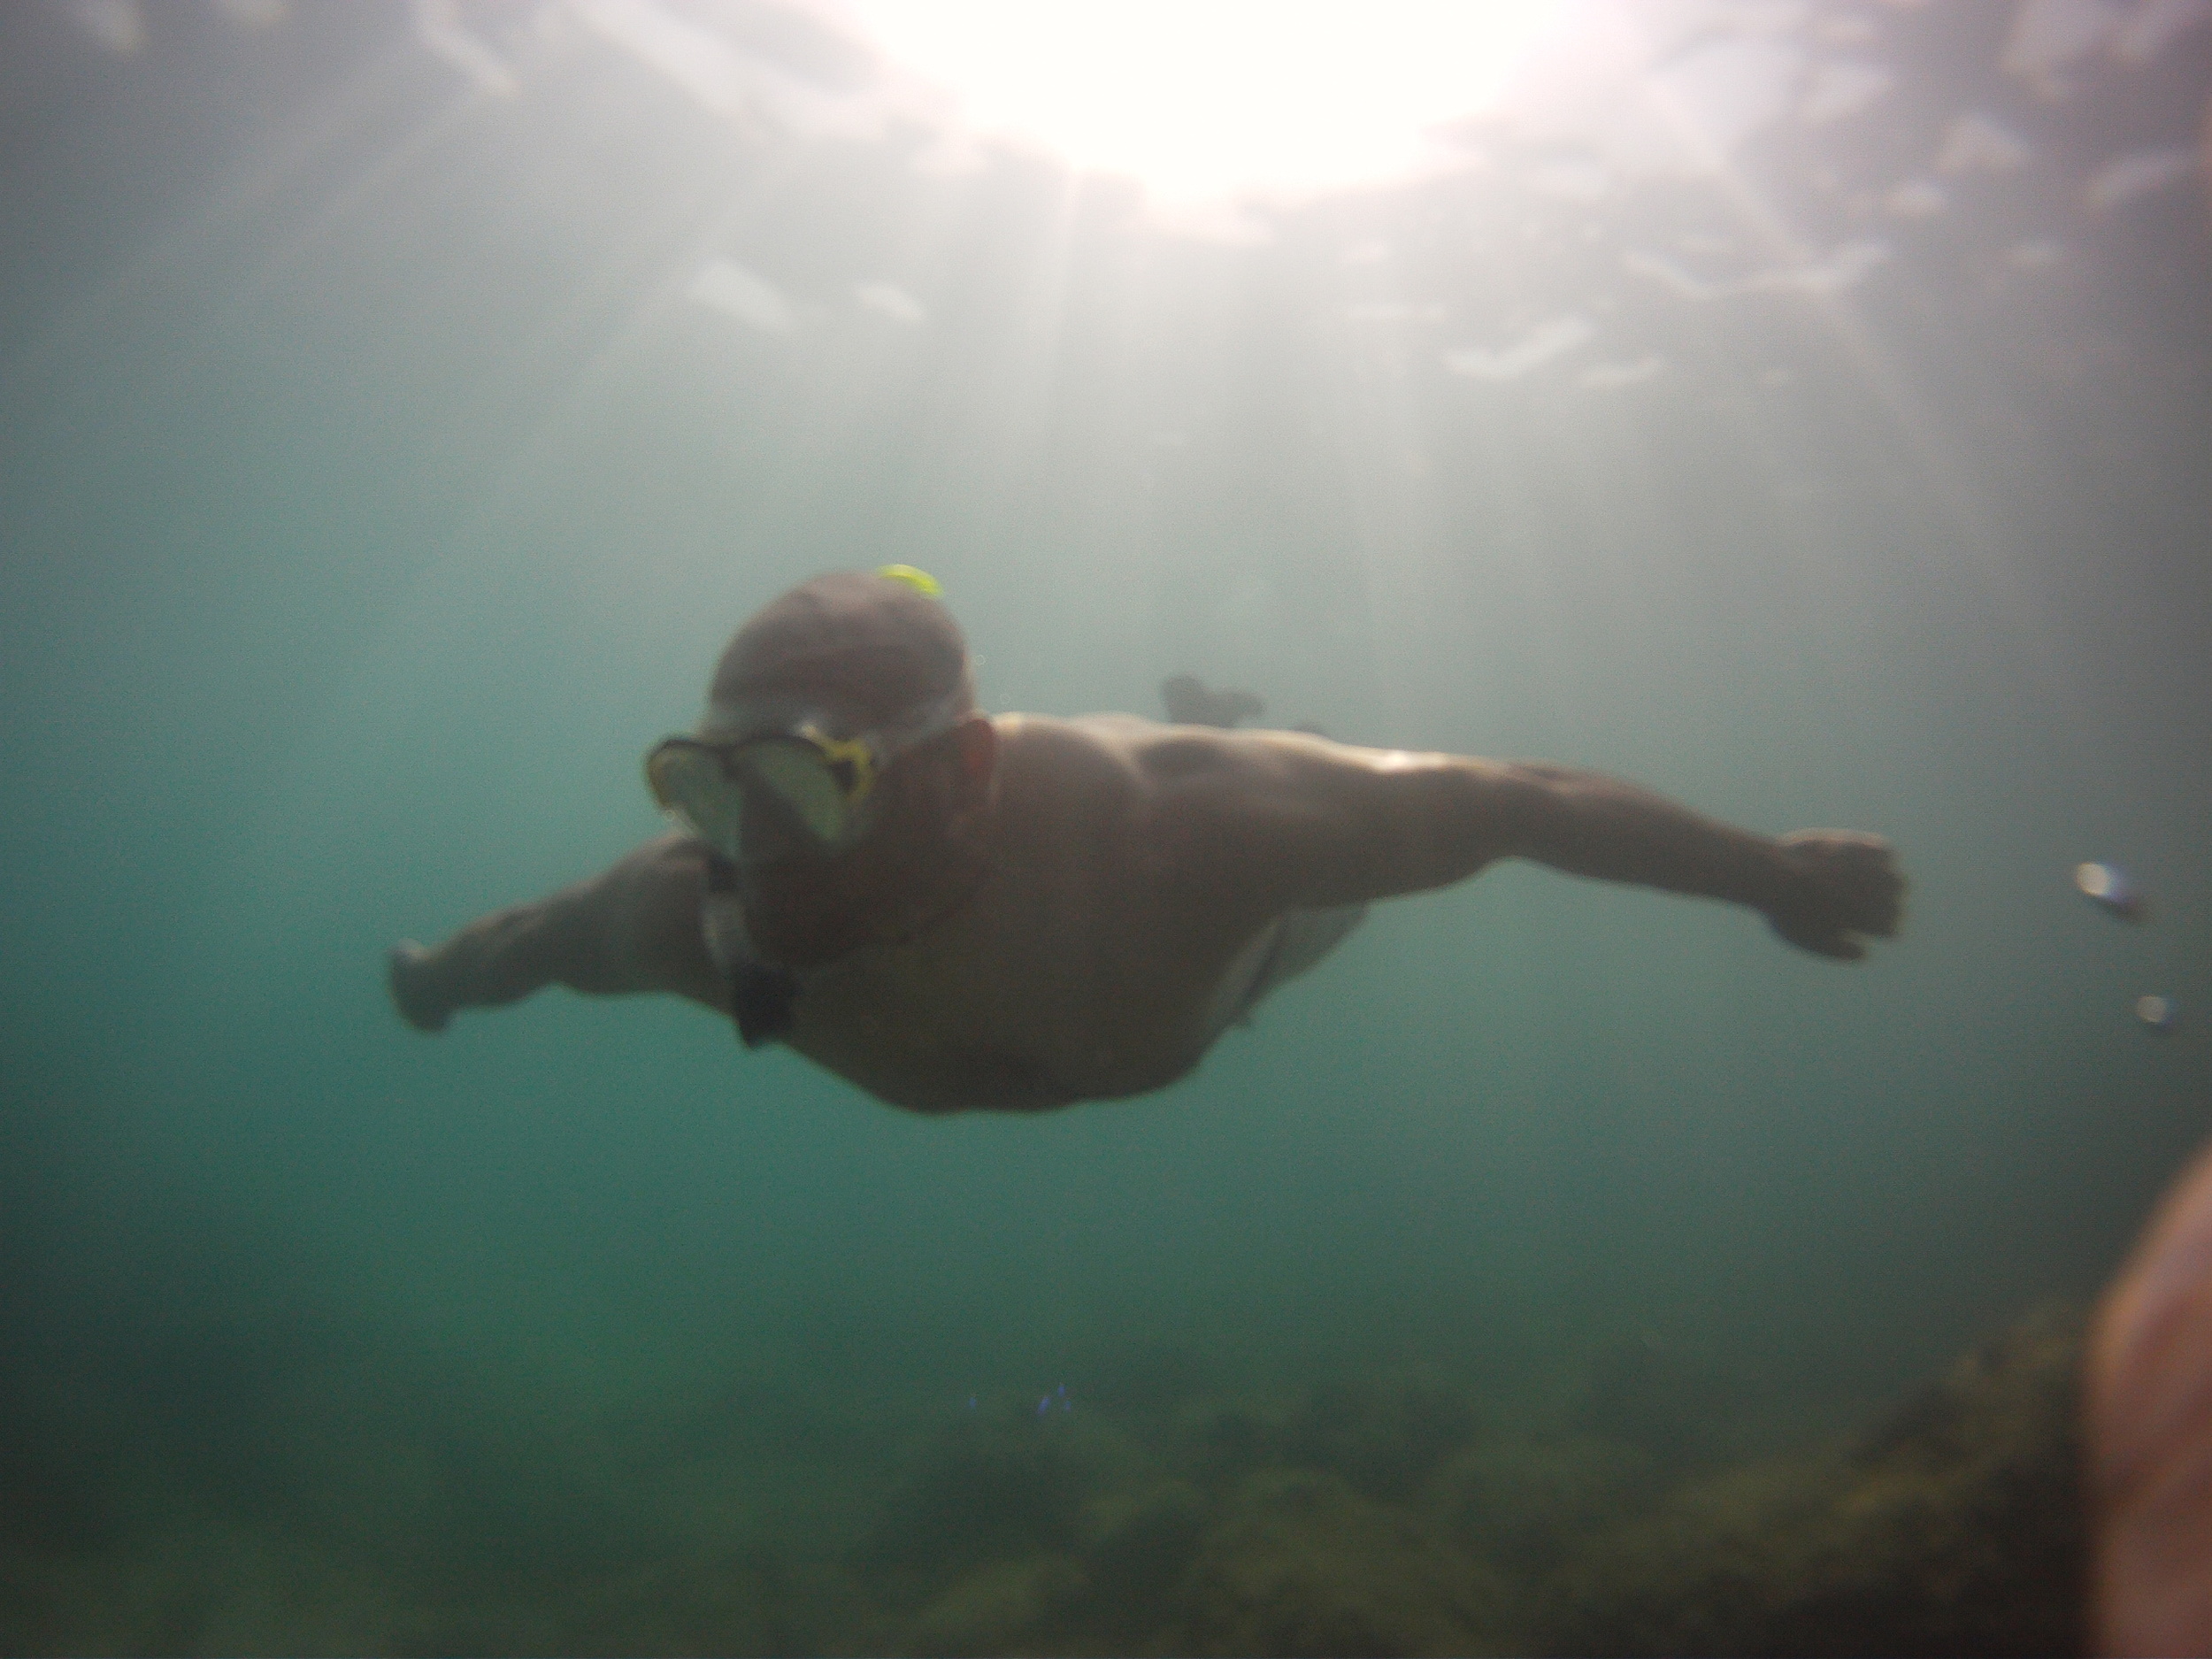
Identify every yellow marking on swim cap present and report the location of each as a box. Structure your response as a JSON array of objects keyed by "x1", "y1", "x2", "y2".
[{"x1": 875, "y1": 564, "x2": 943, "y2": 598}]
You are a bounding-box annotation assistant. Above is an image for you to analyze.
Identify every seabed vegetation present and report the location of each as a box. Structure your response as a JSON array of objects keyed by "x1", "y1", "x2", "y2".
[{"x1": 0, "y1": 1303, "x2": 2085, "y2": 1656}]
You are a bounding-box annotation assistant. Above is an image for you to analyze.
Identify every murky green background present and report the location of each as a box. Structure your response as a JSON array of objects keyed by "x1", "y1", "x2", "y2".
[{"x1": 2, "y1": 2, "x2": 2206, "y2": 1652}]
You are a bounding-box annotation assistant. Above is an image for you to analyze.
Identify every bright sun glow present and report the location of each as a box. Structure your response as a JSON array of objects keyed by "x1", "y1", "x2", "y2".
[{"x1": 840, "y1": 0, "x2": 1582, "y2": 204}]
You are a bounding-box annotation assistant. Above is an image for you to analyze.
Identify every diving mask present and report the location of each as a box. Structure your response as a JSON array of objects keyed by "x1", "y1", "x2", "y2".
[{"x1": 645, "y1": 690, "x2": 968, "y2": 864}]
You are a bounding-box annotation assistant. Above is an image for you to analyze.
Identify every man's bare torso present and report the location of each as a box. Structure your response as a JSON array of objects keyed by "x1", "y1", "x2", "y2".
[{"x1": 777, "y1": 714, "x2": 1317, "y2": 1113}]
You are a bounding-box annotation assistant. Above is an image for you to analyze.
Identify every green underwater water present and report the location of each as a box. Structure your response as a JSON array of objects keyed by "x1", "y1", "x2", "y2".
[{"x1": 1, "y1": 2, "x2": 2207, "y2": 1653}]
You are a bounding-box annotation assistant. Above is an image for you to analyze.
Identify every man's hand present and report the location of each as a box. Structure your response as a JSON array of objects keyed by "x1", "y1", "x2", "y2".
[
  {"x1": 388, "y1": 941, "x2": 453, "y2": 1033},
  {"x1": 384, "y1": 836, "x2": 733, "y2": 1035},
  {"x1": 1764, "y1": 830, "x2": 1904, "y2": 961}
]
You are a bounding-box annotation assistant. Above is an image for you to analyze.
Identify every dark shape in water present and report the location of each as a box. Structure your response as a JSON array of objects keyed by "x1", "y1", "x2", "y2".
[
  {"x1": 1161, "y1": 673, "x2": 1264, "y2": 729},
  {"x1": 2076, "y1": 861, "x2": 2148, "y2": 921}
]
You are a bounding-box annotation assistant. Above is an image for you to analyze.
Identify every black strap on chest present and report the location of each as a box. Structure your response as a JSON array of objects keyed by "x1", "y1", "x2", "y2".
[{"x1": 704, "y1": 853, "x2": 800, "y2": 1049}]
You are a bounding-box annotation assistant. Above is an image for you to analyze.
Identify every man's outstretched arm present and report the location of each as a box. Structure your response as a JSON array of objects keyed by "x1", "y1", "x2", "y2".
[
  {"x1": 1477, "y1": 761, "x2": 1902, "y2": 961},
  {"x1": 388, "y1": 833, "x2": 727, "y2": 1033},
  {"x1": 1143, "y1": 729, "x2": 1903, "y2": 961}
]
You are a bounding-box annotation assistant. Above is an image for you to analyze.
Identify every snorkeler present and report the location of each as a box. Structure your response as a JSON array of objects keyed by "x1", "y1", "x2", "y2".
[{"x1": 386, "y1": 568, "x2": 1904, "y2": 1114}]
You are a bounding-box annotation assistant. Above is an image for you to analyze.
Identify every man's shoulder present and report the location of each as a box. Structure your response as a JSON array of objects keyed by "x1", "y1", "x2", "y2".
[
  {"x1": 994, "y1": 710, "x2": 1157, "y2": 749},
  {"x1": 991, "y1": 713, "x2": 1338, "y2": 868},
  {"x1": 987, "y1": 713, "x2": 1148, "y2": 826},
  {"x1": 999, "y1": 715, "x2": 1315, "y2": 834},
  {"x1": 995, "y1": 710, "x2": 1282, "y2": 780}
]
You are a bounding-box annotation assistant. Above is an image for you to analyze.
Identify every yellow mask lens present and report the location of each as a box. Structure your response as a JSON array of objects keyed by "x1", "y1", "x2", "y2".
[
  {"x1": 745, "y1": 741, "x2": 863, "y2": 844},
  {"x1": 645, "y1": 731, "x2": 882, "y2": 862},
  {"x1": 646, "y1": 742, "x2": 747, "y2": 855}
]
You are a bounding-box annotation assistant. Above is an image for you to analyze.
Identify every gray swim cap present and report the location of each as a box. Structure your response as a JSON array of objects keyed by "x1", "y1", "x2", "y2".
[{"x1": 708, "y1": 571, "x2": 972, "y2": 733}]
